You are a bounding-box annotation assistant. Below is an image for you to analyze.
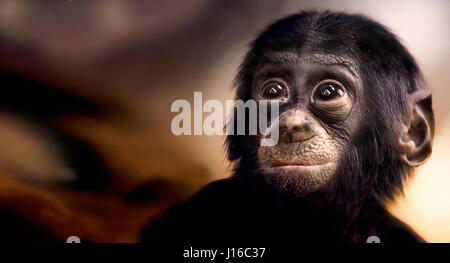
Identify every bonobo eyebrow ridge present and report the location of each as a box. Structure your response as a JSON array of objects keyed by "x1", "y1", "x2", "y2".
[
  {"x1": 304, "y1": 53, "x2": 358, "y2": 77},
  {"x1": 259, "y1": 52, "x2": 299, "y2": 64},
  {"x1": 259, "y1": 52, "x2": 358, "y2": 77}
]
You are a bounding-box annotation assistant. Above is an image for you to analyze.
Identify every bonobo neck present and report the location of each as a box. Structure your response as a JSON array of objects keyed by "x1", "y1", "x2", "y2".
[{"x1": 232, "y1": 174, "x2": 390, "y2": 242}]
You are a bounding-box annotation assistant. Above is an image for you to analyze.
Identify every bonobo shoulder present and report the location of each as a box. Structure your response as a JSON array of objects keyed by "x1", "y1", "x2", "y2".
[
  {"x1": 372, "y1": 210, "x2": 425, "y2": 243},
  {"x1": 141, "y1": 178, "x2": 253, "y2": 243},
  {"x1": 190, "y1": 178, "x2": 250, "y2": 204}
]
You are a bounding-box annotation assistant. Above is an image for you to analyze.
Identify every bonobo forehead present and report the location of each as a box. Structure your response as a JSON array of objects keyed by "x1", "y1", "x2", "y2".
[{"x1": 258, "y1": 51, "x2": 359, "y2": 78}]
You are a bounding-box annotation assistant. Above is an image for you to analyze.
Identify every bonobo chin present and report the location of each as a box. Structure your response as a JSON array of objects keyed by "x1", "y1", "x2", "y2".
[{"x1": 143, "y1": 11, "x2": 433, "y2": 246}]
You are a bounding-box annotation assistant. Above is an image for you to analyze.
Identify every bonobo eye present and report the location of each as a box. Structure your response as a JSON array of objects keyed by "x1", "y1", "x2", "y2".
[
  {"x1": 261, "y1": 78, "x2": 288, "y2": 100},
  {"x1": 313, "y1": 80, "x2": 345, "y2": 101}
]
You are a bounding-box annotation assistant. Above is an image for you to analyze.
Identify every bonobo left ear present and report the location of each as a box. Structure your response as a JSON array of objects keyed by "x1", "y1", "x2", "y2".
[{"x1": 398, "y1": 89, "x2": 435, "y2": 167}]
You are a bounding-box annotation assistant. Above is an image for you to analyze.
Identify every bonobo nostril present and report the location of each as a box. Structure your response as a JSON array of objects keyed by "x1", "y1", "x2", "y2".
[
  {"x1": 292, "y1": 124, "x2": 308, "y2": 132},
  {"x1": 279, "y1": 122, "x2": 315, "y2": 143}
]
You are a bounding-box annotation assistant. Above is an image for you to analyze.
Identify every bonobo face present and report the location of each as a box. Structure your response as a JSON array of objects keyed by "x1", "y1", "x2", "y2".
[{"x1": 254, "y1": 51, "x2": 363, "y2": 197}]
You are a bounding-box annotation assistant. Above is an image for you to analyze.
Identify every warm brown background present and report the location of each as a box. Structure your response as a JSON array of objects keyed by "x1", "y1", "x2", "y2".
[{"x1": 0, "y1": 0, "x2": 448, "y2": 242}]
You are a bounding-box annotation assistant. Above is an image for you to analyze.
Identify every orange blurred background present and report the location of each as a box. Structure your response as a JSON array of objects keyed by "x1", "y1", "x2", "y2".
[{"x1": 0, "y1": 0, "x2": 448, "y2": 242}]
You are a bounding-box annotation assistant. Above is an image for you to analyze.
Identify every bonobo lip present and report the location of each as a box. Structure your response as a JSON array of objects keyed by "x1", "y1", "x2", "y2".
[
  {"x1": 270, "y1": 161, "x2": 334, "y2": 170},
  {"x1": 265, "y1": 134, "x2": 317, "y2": 143},
  {"x1": 288, "y1": 134, "x2": 316, "y2": 143}
]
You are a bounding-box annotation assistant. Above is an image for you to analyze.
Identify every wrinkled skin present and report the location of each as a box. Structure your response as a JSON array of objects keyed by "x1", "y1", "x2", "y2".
[
  {"x1": 255, "y1": 54, "x2": 362, "y2": 197},
  {"x1": 143, "y1": 11, "x2": 434, "y2": 255}
]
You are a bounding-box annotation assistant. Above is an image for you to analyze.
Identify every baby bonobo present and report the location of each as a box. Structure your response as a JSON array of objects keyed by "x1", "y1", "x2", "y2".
[{"x1": 143, "y1": 11, "x2": 434, "y2": 247}]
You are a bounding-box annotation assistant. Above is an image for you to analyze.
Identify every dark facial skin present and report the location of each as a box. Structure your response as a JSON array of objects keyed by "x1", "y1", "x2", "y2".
[
  {"x1": 143, "y1": 12, "x2": 434, "y2": 247},
  {"x1": 252, "y1": 51, "x2": 364, "y2": 197}
]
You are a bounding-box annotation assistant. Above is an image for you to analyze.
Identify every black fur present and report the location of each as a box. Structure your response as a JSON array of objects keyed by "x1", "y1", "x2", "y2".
[{"x1": 142, "y1": 11, "x2": 431, "y2": 249}]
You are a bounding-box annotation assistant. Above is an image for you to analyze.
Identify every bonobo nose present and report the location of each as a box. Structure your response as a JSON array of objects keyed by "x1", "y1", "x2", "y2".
[{"x1": 279, "y1": 120, "x2": 315, "y2": 143}]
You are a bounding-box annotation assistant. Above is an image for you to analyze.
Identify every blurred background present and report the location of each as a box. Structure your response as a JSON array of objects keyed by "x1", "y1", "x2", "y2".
[{"x1": 0, "y1": 0, "x2": 448, "y2": 242}]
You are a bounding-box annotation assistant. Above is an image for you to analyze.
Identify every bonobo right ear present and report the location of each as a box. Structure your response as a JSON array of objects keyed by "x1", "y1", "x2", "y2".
[{"x1": 397, "y1": 89, "x2": 435, "y2": 167}]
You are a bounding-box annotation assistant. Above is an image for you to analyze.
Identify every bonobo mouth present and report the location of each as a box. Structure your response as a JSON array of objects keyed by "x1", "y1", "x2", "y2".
[
  {"x1": 258, "y1": 134, "x2": 340, "y2": 174},
  {"x1": 270, "y1": 161, "x2": 335, "y2": 170}
]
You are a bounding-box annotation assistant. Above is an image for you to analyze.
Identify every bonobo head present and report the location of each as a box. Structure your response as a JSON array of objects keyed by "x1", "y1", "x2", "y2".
[{"x1": 226, "y1": 11, "x2": 434, "y2": 207}]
